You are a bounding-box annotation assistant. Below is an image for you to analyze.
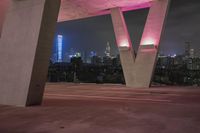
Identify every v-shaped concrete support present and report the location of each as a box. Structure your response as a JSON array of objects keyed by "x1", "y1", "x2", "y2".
[{"x1": 111, "y1": 0, "x2": 170, "y2": 88}]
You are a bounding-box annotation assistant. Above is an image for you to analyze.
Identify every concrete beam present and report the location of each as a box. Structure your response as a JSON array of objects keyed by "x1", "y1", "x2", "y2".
[
  {"x1": 133, "y1": 0, "x2": 171, "y2": 88},
  {"x1": 111, "y1": 7, "x2": 135, "y2": 87},
  {"x1": 0, "y1": 0, "x2": 61, "y2": 106}
]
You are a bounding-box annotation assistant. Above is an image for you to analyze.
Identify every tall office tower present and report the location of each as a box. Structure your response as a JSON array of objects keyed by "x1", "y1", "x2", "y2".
[
  {"x1": 90, "y1": 51, "x2": 97, "y2": 57},
  {"x1": 185, "y1": 41, "x2": 191, "y2": 57},
  {"x1": 82, "y1": 51, "x2": 88, "y2": 63},
  {"x1": 189, "y1": 49, "x2": 195, "y2": 58},
  {"x1": 105, "y1": 42, "x2": 111, "y2": 57},
  {"x1": 57, "y1": 35, "x2": 63, "y2": 62},
  {"x1": 91, "y1": 56, "x2": 102, "y2": 65}
]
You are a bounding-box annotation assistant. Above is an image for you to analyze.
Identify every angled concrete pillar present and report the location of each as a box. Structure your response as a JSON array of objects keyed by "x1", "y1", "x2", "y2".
[
  {"x1": 111, "y1": 7, "x2": 135, "y2": 87},
  {"x1": 0, "y1": 0, "x2": 61, "y2": 106},
  {"x1": 111, "y1": 0, "x2": 170, "y2": 88},
  {"x1": 0, "y1": 0, "x2": 9, "y2": 37},
  {"x1": 133, "y1": 0, "x2": 170, "y2": 87}
]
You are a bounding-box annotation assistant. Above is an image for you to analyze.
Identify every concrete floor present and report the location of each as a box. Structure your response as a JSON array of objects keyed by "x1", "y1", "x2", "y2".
[{"x1": 0, "y1": 83, "x2": 200, "y2": 133}]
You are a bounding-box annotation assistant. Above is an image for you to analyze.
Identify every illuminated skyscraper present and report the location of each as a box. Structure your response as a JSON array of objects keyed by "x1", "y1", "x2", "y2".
[
  {"x1": 57, "y1": 35, "x2": 63, "y2": 62},
  {"x1": 105, "y1": 42, "x2": 111, "y2": 57},
  {"x1": 189, "y1": 49, "x2": 195, "y2": 58}
]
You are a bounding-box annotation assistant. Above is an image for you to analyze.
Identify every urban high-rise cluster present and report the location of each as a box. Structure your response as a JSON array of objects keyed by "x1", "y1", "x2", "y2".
[
  {"x1": 51, "y1": 36, "x2": 119, "y2": 65},
  {"x1": 51, "y1": 35, "x2": 200, "y2": 70},
  {"x1": 48, "y1": 37, "x2": 200, "y2": 86}
]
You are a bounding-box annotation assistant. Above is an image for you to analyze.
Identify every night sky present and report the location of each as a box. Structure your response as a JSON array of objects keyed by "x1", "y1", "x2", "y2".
[{"x1": 54, "y1": 0, "x2": 200, "y2": 57}]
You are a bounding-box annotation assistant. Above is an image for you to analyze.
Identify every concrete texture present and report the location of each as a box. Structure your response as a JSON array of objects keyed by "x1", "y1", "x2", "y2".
[
  {"x1": 134, "y1": 0, "x2": 170, "y2": 88},
  {"x1": 111, "y1": 0, "x2": 170, "y2": 88},
  {"x1": 0, "y1": 0, "x2": 9, "y2": 37},
  {"x1": 58, "y1": 0, "x2": 153, "y2": 22},
  {"x1": 0, "y1": 0, "x2": 170, "y2": 106},
  {"x1": 0, "y1": 83, "x2": 200, "y2": 133},
  {"x1": 0, "y1": 0, "x2": 61, "y2": 106},
  {"x1": 118, "y1": 47, "x2": 136, "y2": 87},
  {"x1": 111, "y1": 8, "x2": 135, "y2": 87}
]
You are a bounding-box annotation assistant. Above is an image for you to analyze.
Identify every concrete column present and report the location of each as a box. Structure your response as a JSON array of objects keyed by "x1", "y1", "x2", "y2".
[
  {"x1": 111, "y1": 7, "x2": 135, "y2": 87},
  {"x1": 133, "y1": 0, "x2": 170, "y2": 87},
  {"x1": 0, "y1": 0, "x2": 61, "y2": 106},
  {"x1": 0, "y1": 0, "x2": 9, "y2": 37}
]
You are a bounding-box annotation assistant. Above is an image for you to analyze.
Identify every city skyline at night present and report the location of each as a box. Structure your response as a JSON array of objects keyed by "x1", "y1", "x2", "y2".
[
  {"x1": 53, "y1": 0, "x2": 200, "y2": 57},
  {"x1": 1, "y1": 0, "x2": 200, "y2": 132}
]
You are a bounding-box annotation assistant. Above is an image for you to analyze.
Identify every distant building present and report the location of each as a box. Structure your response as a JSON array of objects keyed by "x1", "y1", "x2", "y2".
[
  {"x1": 184, "y1": 41, "x2": 195, "y2": 58},
  {"x1": 63, "y1": 52, "x2": 70, "y2": 62},
  {"x1": 82, "y1": 51, "x2": 88, "y2": 63},
  {"x1": 57, "y1": 35, "x2": 63, "y2": 62},
  {"x1": 91, "y1": 56, "x2": 102, "y2": 65},
  {"x1": 103, "y1": 56, "x2": 112, "y2": 66},
  {"x1": 51, "y1": 53, "x2": 58, "y2": 63},
  {"x1": 157, "y1": 55, "x2": 174, "y2": 68},
  {"x1": 75, "y1": 52, "x2": 81, "y2": 57},
  {"x1": 105, "y1": 42, "x2": 111, "y2": 57},
  {"x1": 186, "y1": 58, "x2": 200, "y2": 70},
  {"x1": 174, "y1": 55, "x2": 184, "y2": 65},
  {"x1": 195, "y1": 48, "x2": 200, "y2": 58},
  {"x1": 68, "y1": 48, "x2": 75, "y2": 58},
  {"x1": 189, "y1": 49, "x2": 195, "y2": 58},
  {"x1": 90, "y1": 51, "x2": 97, "y2": 57},
  {"x1": 112, "y1": 54, "x2": 121, "y2": 66},
  {"x1": 185, "y1": 41, "x2": 191, "y2": 57}
]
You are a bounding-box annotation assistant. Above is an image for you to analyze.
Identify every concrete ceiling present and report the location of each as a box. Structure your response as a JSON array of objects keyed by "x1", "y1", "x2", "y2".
[{"x1": 58, "y1": 0, "x2": 154, "y2": 22}]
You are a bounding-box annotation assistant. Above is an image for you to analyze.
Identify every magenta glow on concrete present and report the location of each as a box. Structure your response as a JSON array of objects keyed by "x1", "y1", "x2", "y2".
[
  {"x1": 93, "y1": 2, "x2": 152, "y2": 17},
  {"x1": 140, "y1": 0, "x2": 170, "y2": 46},
  {"x1": 121, "y1": 2, "x2": 152, "y2": 12},
  {"x1": 141, "y1": 37, "x2": 156, "y2": 45},
  {"x1": 133, "y1": 0, "x2": 170, "y2": 88},
  {"x1": 119, "y1": 39, "x2": 130, "y2": 48},
  {"x1": 111, "y1": 7, "x2": 132, "y2": 48},
  {"x1": 59, "y1": 0, "x2": 154, "y2": 22}
]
